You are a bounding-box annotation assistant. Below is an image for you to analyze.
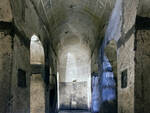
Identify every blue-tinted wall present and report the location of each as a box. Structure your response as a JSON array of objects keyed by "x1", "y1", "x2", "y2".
[{"x1": 92, "y1": 55, "x2": 117, "y2": 113}]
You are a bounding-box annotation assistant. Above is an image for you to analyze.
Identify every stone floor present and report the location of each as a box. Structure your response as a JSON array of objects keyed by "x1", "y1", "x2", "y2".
[{"x1": 58, "y1": 110, "x2": 91, "y2": 113}]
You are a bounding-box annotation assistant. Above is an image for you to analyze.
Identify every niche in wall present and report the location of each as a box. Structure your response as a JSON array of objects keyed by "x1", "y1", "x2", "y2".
[
  {"x1": 17, "y1": 69, "x2": 27, "y2": 88},
  {"x1": 121, "y1": 69, "x2": 127, "y2": 88}
]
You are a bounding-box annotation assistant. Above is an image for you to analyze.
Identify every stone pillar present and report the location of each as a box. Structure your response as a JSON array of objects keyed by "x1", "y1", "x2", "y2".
[
  {"x1": 30, "y1": 74, "x2": 45, "y2": 113},
  {"x1": 0, "y1": 32, "x2": 13, "y2": 113},
  {"x1": 134, "y1": 18, "x2": 150, "y2": 113},
  {"x1": 117, "y1": 0, "x2": 139, "y2": 113},
  {"x1": 117, "y1": 34, "x2": 135, "y2": 113},
  {"x1": 0, "y1": 0, "x2": 13, "y2": 112}
]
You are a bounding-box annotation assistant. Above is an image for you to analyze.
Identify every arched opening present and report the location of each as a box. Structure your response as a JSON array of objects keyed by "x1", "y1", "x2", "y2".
[
  {"x1": 30, "y1": 35, "x2": 45, "y2": 65},
  {"x1": 30, "y1": 34, "x2": 45, "y2": 113},
  {"x1": 57, "y1": 44, "x2": 91, "y2": 111}
]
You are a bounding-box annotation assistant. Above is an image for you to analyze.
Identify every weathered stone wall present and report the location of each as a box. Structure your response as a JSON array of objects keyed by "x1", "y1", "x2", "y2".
[
  {"x1": 117, "y1": 0, "x2": 139, "y2": 113},
  {"x1": 0, "y1": 32, "x2": 13, "y2": 113},
  {"x1": 10, "y1": 1, "x2": 58, "y2": 107},
  {"x1": 0, "y1": 2, "x2": 13, "y2": 112},
  {"x1": 11, "y1": 35, "x2": 31, "y2": 113},
  {"x1": 135, "y1": 30, "x2": 150, "y2": 113},
  {"x1": 0, "y1": 0, "x2": 12, "y2": 22},
  {"x1": 9, "y1": 1, "x2": 57, "y2": 112},
  {"x1": 10, "y1": 0, "x2": 57, "y2": 66},
  {"x1": 117, "y1": 34, "x2": 135, "y2": 113},
  {"x1": 30, "y1": 74, "x2": 45, "y2": 113}
]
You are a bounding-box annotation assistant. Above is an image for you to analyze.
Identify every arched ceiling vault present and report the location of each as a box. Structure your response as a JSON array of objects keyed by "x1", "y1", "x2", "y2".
[
  {"x1": 10, "y1": 0, "x2": 150, "y2": 56},
  {"x1": 11, "y1": 0, "x2": 116, "y2": 55},
  {"x1": 39, "y1": 0, "x2": 117, "y2": 54}
]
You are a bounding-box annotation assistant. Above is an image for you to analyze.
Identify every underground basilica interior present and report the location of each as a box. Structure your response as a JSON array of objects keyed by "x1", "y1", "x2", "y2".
[{"x1": 0, "y1": 0, "x2": 150, "y2": 113}]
